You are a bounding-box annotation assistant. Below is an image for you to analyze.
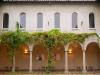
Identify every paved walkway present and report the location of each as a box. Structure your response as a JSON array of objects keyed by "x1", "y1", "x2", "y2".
[{"x1": 0, "y1": 73, "x2": 100, "y2": 75}]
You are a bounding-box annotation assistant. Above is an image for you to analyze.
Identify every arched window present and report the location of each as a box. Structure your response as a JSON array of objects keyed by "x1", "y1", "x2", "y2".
[
  {"x1": 54, "y1": 13, "x2": 60, "y2": 28},
  {"x1": 72, "y1": 12, "x2": 78, "y2": 28},
  {"x1": 20, "y1": 13, "x2": 26, "y2": 28},
  {"x1": 37, "y1": 13, "x2": 43, "y2": 28},
  {"x1": 3, "y1": 13, "x2": 9, "y2": 28},
  {"x1": 89, "y1": 13, "x2": 95, "y2": 28}
]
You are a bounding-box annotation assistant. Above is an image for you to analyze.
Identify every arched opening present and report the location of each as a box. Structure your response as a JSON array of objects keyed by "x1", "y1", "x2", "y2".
[
  {"x1": 3, "y1": 13, "x2": 9, "y2": 28},
  {"x1": 15, "y1": 44, "x2": 29, "y2": 71},
  {"x1": 53, "y1": 45, "x2": 65, "y2": 71},
  {"x1": 72, "y1": 12, "x2": 78, "y2": 28},
  {"x1": 37, "y1": 13, "x2": 43, "y2": 29},
  {"x1": 0, "y1": 44, "x2": 11, "y2": 71},
  {"x1": 86, "y1": 42, "x2": 100, "y2": 72},
  {"x1": 54, "y1": 12, "x2": 60, "y2": 28},
  {"x1": 68, "y1": 42, "x2": 82, "y2": 72},
  {"x1": 20, "y1": 12, "x2": 26, "y2": 28},
  {"x1": 32, "y1": 44, "x2": 48, "y2": 71},
  {"x1": 89, "y1": 13, "x2": 95, "y2": 28}
]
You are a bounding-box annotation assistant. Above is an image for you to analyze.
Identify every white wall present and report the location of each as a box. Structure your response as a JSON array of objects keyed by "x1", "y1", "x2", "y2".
[
  {"x1": 0, "y1": 5, "x2": 3, "y2": 30},
  {"x1": 0, "y1": 3, "x2": 100, "y2": 33},
  {"x1": 96, "y1": 4, "x2": 100, "y2": 36}
]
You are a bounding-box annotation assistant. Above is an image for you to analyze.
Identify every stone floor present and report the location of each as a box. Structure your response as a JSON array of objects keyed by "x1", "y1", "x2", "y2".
[
  {"x1": 0, "y1": 71, "x2": 100, "y2": 75},
  {"x1": 0, "y1": 74, "x2": 100, "y2": 75},
  {"x1": 0, "y1": 72, "x2": 100, "y2": 75}
]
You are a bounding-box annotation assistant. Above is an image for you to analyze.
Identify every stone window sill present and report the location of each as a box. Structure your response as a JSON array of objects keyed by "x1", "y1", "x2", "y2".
[
  {"x1": 72, "y1": 28, "x2": 79, "y2": 30},
  {"x1": 89, "y1": 28, "x2": 96, "y2": 30}
]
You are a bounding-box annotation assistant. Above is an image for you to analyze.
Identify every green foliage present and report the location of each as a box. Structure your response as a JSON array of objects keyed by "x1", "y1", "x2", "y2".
[
  {"x1": 0, "y1": 28, "x2": 99, "y2": 72},
  {"x1": 0, "y1": 23, "x2": 28, "y2": 61},
  {"x1": 62, "y1": 32, "x2": 98, "y2": 43},
  {"x1": 16, "y1": 22, "x2": 21, "y2": 33},
  {"x1": 1, "y1": 29, "x2": 97, "y2": 51},
  {"x1": 45, "y1": 49, "x2": 55, "y2": 73}
]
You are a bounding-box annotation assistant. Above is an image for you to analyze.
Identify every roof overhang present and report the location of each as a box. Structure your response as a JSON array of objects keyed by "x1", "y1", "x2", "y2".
[
  {"x1": 1, "y1": 0, "x2": 97, "y2": 3},
  {"x1": 0, "y1": 1, "x2": 98, "y2": 5}
]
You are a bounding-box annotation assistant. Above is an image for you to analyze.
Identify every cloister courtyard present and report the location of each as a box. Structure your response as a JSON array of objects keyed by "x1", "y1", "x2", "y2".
[
  {"x1": 0, "y1": 42, "x2": 100, "y2": 72},
  {"x1": 0, "y1": 0, "x2": 100, "y2": 75},
  {"x1": 0, "y1": 29, "x2": 100, "y2": 75}
]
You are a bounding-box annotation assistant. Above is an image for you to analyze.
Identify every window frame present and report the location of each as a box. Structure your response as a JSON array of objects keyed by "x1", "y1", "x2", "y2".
[
  {"x1": 54, "y1": 12, "x2": 60, "y2": 29},
  {"x1": 72, "y1": 12, "x2": 78, "y2": 29},
  {"x1": 20, "y1": 12, "x2": 26, "y2": 30},
  {"x1": 3, "y1": 13, "x2": 9, "y2": 30},
  {"x1": 89, "y1": 12, "x2": 95, "y2": 29},
  {"x1": 37, "y1": 12, "x2": 43, "y2": 31}
]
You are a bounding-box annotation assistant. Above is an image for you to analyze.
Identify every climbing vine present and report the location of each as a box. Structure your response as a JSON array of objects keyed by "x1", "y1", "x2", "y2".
[
  {"x1": 0, "y1": 22, "x2": 28, "y2": 72},
  {"x1": 0, "y1": 27, "x2": 99, "y2": 73}
]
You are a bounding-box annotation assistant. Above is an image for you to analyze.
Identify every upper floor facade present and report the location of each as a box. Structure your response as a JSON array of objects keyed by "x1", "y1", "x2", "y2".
[{"x1": 0, "y1": 0, "x2": 100, "y2": 33}]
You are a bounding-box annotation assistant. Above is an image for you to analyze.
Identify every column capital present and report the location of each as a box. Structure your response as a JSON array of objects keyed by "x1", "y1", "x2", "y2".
[
  {"x1": 64, "y1": 43, "x2": 70, "y2": 52},
  {"x1": 83, "y1": 49, "x2": 86, "y2": 52},
  {"x1": 81, "y1": 43, "x2": 86, "y2": 51},
  {"x1": 28, "y1": 44, "x2": 33, "y2": 51},
  {"x1": 64, "y1": 46, "x2": 67, "y2": 52}
]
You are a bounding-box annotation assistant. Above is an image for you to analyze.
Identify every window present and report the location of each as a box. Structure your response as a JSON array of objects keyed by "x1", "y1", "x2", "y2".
[
  {"x1": 89, "y1": 13, "x2": 95, "y2": 28},
  {"x1": 54, "y1": 13, "x2": 60, "y2": 28},
  {"x1": 3, "y1": 13, "x2": 9, "y2": 28},
  {"x1": 20, "y1": 13, "x2": 26, "y2": 28},
  {"x1": 37, "y1": 13, "x2": 43, "y2": 28},
  {"x1": 72, "y1": 12, "x2": 78, "y2": 28}
]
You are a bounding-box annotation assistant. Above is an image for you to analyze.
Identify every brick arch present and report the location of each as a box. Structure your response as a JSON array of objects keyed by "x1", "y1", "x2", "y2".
[
  {"x1": 66, "y1": 42, "x2": 83, "y2": 51},
  {"x1": 32, "y1": 44, "x2": 48, "y2": 71},
  {"x1": 83, "y1": 36, "x2": 99, "y2": 51},
  {"x1": 85, "y1": 42, "x2": 100, "y2": 71},
  {"x1": 66, "y1": 42, "x2": 83, "y2": 71},
  {"x1": 15, "y1": 44, "x2": 29, "y2": 71},
  {"x1": 53, "y1": 45, "x2": 65, "y2": 70}
]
